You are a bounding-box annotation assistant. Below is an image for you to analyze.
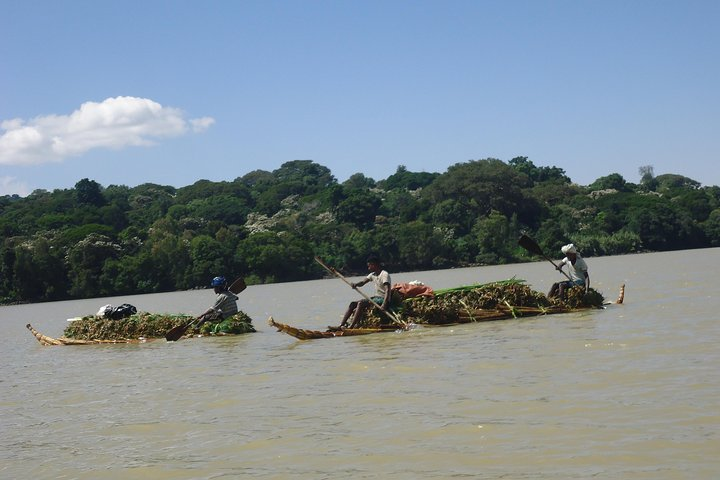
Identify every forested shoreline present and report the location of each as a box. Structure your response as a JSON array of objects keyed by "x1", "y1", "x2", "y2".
[{"x1": 2, "y1": 157, "x2": 719, "y2": 304}]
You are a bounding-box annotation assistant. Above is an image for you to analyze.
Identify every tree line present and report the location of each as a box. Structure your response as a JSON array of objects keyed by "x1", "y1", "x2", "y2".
[{"x1": 1, "y1": 157, "x2": 719, "y2": 304}]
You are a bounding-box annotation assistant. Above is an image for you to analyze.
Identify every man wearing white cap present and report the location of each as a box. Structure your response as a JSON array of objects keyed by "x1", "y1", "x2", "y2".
[{"x1": 547, "y1": 243, "x2": 590, "y2": 299}]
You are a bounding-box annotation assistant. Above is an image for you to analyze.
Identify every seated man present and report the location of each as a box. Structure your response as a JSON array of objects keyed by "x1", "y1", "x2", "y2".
[
  {"x1": 199, "y1": 276, "x2": 239, "y2": 323},
  {"x1": 340, "y1": 256, "x2": 400, "y2": 328},
  {"x1": 547, "y1": 244, "x2": 590, "y2": 300}
]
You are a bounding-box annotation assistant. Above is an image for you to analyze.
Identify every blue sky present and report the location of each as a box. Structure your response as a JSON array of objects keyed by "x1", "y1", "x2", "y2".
[{"x1": 2, "y1": 0, "x2": 719, "y2": 196}]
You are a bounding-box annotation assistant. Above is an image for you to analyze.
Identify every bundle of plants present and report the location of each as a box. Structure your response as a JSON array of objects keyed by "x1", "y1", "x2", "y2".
[
  {"x1": 360, "y1": 279, "x2": 605, "y2": 327},
  {"x1": 396, "y1": 279, "x2": 546, "y2": 325},
  {"x1": 63, "y1": 311, "x2": 255, "y2": 340},
  {"x1": 552, "y1": 286, "x2": 605, "y2": 309},
  {"x1": 195, "y1": 312, "x2": 256, "y2": 335}
]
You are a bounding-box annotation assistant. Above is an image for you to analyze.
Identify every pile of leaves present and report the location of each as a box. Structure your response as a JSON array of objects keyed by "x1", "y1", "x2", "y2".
[
  {"x1": 196, "y1": 312, "x2": 256, "y2": 336},
  {"x1": 63, "y1": 311, "x2": 255, "y2": 340},
  {"x1": 555, "y1": 286, "x2": 605, "y2": 309},
  {"x1": 361, "y1": 278, "x2": 604, "y2": 327}
]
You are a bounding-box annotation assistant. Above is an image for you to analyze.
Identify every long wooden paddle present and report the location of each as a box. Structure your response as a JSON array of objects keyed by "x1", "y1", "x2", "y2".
[
  {"x1": 518, "y1": 234, "x2": 573, "y2": 282},
  {"x1": 165, "y1": 277, "x2": 247, "y2": 341},
  {"x1": 314, "y1": 256, "x2": 407, "y2": 329}
]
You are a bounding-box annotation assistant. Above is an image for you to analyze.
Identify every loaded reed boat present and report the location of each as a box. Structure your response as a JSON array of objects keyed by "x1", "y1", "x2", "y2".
[
  {"x1": 27, "y1": 311, "x2": 256, "y2": 346},
  {"x1": 269, "y1": 279, "x2": 625, "y2": 340},
  {"x1": 26, "y1": 277, "x2": 256, "y2": 346}
]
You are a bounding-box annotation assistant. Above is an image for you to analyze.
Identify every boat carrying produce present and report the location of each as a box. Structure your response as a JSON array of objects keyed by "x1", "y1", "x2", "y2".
[
  {"x1": 269, "y1": 279, "x2": 625, "y2": 340},
  {"x1": 27, "y1": 311, "x2": 256, "y2": 346}
]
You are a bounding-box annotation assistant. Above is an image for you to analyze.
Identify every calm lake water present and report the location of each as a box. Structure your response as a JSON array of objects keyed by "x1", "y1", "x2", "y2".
[{"x1": 1, "y1": 249, "x2": 719, "y2": 479}]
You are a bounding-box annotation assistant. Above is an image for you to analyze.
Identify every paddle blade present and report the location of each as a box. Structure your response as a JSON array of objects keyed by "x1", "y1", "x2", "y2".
[
  {"x1": 229, "y1": 277, "x2": 246, "y2": 294},
  {"x1": 518, "y1": 234, "x2": 545, "y2": 257},
  {"x1": 165, "y1": 323, "x2": 189, "y2": 342}
]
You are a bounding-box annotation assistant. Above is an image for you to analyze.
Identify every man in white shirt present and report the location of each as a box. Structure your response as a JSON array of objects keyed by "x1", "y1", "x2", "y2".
[
  {"x1": 340, "y1": 256, "x2": 397, "y2": 328},
  {"x1": 547, "y1": 244, "x2": 590, "y2": 300}
]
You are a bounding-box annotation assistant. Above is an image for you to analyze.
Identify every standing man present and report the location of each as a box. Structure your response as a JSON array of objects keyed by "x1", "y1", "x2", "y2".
[
  {"x1": 548, "y1": 244, "x2": 590, "y2": 300},
  {"x1": 340, "y1": 256, "x2": 398, "y2": 328}
]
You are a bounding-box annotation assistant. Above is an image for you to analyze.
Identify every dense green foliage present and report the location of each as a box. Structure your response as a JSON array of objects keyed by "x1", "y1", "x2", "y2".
[{"x1": 2, "y1": 158, "x2": 718, "y2": 304}]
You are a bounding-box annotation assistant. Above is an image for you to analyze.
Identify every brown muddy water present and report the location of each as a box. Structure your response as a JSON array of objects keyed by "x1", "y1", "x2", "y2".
[{"x1": 1, "y1": 249, "x2": 719, "y2": 479}]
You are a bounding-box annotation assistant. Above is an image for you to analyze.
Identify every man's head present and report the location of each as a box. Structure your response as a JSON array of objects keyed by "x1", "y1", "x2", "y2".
[
  {"x1": 211, "y1": 276, "x2": 227, "y2": 292},
  {"x1": 561, "y1": 244, "x2": 577, "y2": 258},
  {"x1": 366, "y1": 255, "x2": 382, "y2": 272}
]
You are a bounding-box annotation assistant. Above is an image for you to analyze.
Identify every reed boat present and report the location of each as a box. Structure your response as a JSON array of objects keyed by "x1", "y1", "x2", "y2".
[
  {"x1": 26, "y1": 323, "x2": 156, "y2": 345},
  {"x1": 26, "y1": 321, "x2": 255, "y2": 346},
  {"x1": 268, "y1": 318, "x2": 400, "y2": 340},
  {"x1": 269, "y1": 281, "x2": 625, "y2": 341},
  {"x1": 26, "y1": 310, "x2": 256, "y2": 346}
]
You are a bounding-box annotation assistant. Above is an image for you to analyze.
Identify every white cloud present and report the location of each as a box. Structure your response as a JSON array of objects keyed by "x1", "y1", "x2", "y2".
[
  {"x1": 190, "y1": 116, "x2": 215, "y2": 133},
  {"x1": 0, "y1": 176, "x2": 32, "y2": 197},
  {"x1": 0, "y1": 97, "x2": 215, "y2": 166}
]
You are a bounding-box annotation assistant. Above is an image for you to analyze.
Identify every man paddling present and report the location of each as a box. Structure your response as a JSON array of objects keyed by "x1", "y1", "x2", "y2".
[
  {"x1": 198, "y1": 276, "x2": 239, "y2": 324},
  {"x1": 547, "y1": 244, "x2": 590, "y2": 300},
  {"x1": 340, "y1": 256, "x2": 400, "y2": 329},
  {"x1": 165, "y1": 275, "x2": 248, "y2": 341}
]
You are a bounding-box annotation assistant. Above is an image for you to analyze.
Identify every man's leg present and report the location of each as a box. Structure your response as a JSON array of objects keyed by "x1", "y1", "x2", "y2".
[
  {"x1": 558, "y1": 281, "x2": 569, "y2": 300},
  {"x1": 340, "y1": 301, "x2": 358, "y2": 327},
  {"x1": 349, "y1": 300, "x2": 369, "y2": 328}
]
